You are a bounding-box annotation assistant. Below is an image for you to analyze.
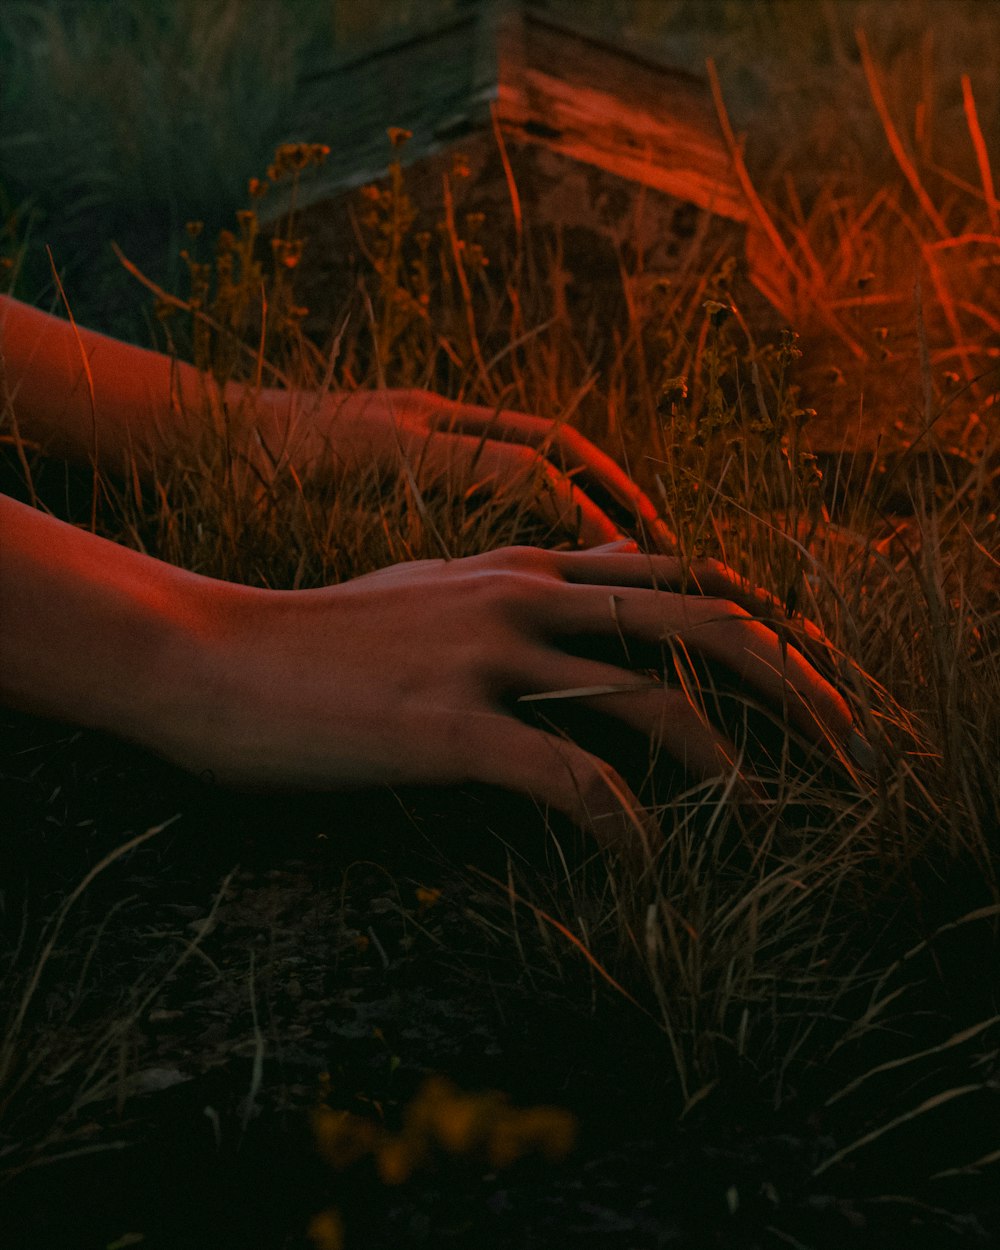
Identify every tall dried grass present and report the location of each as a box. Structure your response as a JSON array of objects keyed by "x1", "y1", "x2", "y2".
[{"x1": 1, "y1": 0, "x2": 999, "y2": 1221}]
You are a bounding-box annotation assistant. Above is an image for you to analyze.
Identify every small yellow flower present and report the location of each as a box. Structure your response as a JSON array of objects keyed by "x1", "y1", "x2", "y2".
[
  {"x1": 429, "y1": 1096, "x2": 482, "y2": 1154},
  {"x1": 702, "y1": 299, "x2": 731, "y2": 327},
  {"x1": 415, "y1": 886, "x2": 441, "y2": 912},
  {"x1": 312, "y1": 1108, "x2": 378, "y2": 1168},
  {"x1": 376, "y1": 1136, "x2": 419, "y2": 1185},
  {"x1": 306, "y1": 1207, "x2": 344, "y2": 1250},
  {"x1": 387, "y1": 126, "x2": 412, "y2": 149}
]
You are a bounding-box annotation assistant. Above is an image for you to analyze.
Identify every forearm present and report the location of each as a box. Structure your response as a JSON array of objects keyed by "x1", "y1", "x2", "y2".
[
  {"x1": 0, "y1": 294, "x2": 330, "y2": 479},
  {"x1": 0, "y1": 493, "x2": 233, "y2": 758}
]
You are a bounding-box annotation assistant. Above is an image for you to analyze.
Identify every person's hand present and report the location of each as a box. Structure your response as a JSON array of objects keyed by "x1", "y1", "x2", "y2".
[
  {"x1": 270, "y1": 389, "x2": 676, "y2": 552},
  {"x1": 0, "y1": 294, "x2": 667, "y2": 550},
  {"x1": 177, "y1": 541, "x2": 857, "y2": 861}
]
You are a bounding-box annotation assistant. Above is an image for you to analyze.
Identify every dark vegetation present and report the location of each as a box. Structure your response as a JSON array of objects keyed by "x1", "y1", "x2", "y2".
[{"x1": 2, "y1": 2, "x2": 999, "y2": 1246}]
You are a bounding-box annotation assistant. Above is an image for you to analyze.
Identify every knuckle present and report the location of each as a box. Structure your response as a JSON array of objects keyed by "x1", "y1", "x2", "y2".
[
  {"x1": 394, "y1": 388, "x2": 433, "y2": 419},
  {"x1": 704, "y1": 557, "x2": 730, "y2": 578},
  {"x1": 512, "y1": 443, "x2": 545, "y2": 474},
  {"x1": 688, "y1": 557, "x2": 734, "y2": 593},
  {"x1": 552, "y1": 425, "x2": 585, "y2": 457},
  {"x1": 715, "y1": 599, "x2": 753, "y2": 623},
  {"x1": 683, "y1": 597, "x2": 756, "y2": 645},
  {"x1": 463, "y1": 568, "x2": 542, "y2": 625},
  {"x1": 687, "y1": 595, "x2": 749, "y2": 626},
  {"x1": 480, "y1": 545, "x2": 556, "y2": 575},
  {"x1": 538, "y1": 457, "x2": 570, "y2": 488},
  {"x1": 577, "y1": 753, "x2": 625, "y2": 807},
  {"x1": 496, "y1": 571, "x2": 554, "y2": 618}
]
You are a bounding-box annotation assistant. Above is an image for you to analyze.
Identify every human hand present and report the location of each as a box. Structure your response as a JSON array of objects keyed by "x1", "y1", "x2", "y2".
[
  {"x1": 0, "y1": 296, "x2": 666, "y2": 552},
  {"x1": 179, "y1": 542, "x2": 857, "y2": 861},
  {"x1": 276, "y1": 389, "x2": 675, "y2": 552}
]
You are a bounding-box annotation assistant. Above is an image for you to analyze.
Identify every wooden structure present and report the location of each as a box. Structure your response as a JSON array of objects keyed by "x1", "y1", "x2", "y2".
[
  {"x1": 293, "y1": 0, "x2": 747, "y2": 223},
  {"x1": 258, "y1": 2, "x2": 981, "y2": 464},
  {"x1": 276, "y1": 0, "x2": 749, "y2": 265},
  {"x1": 256, "y1": 0, "x2": 784, "y2": 379}
]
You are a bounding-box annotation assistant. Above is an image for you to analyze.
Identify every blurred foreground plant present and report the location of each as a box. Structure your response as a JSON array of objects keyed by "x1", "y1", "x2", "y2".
[{"x1": 307, "y1": 1075, "x2": 576, "y2": 1249}]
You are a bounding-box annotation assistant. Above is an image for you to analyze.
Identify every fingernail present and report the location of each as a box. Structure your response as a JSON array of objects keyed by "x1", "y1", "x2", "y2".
[{"x1": 848, "y1": 729, "x2": 877, "y2": 771}]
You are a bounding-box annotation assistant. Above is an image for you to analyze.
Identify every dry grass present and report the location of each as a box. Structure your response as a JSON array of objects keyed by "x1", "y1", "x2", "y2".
[{"x1": 2, "y1": 0, "x2": 999, "y2": 1236}]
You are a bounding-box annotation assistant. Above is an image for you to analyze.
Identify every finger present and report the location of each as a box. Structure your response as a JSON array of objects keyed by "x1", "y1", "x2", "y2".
[
  {"x1": 553, "y1": 551, "x2": 797, "y2": 617},
  {"x1": 458, "y1": 712, "x2": 661, "y2": 862},
  {"x1": 427, "y1": 405, "x2": 676, "y2": 553},
  {"x1": 515, "y1": 650, "x2": 757, "y2": 796},
  {"x1": 592, "y1": 684, "x2": 759, "y2": 795},
  {"x1": 549, "y1": 551, "x2": 833, "y2": 656},
  {"x1": 533, "y1": 585, "x2": 854, "y2": 747},
  {"x1": 413, "y1": 432, "x2": 623, "y2": 546}
]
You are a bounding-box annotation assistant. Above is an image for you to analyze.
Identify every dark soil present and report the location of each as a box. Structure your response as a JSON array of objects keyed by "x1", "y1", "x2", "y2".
[{"x1": 2, "y1": 697, "x2": 998, "y2": 1250}]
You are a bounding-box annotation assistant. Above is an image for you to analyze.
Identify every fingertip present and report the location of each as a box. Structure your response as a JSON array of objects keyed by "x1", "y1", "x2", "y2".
[
  {"x1": 847, "y1": 728, "x2": 877, "y2": 772},
  {"x1": 648, "y1": 518, "x2": 679, "y2": 556},
  {"x1": 473, "y1": 719, "x2": 661, "y2": 866},
  {"x1": 582, "y1": 766, "x2": 663, "y2": 866}
]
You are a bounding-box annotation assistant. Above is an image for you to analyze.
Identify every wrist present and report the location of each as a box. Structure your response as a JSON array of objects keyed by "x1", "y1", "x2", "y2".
[
  {"x1": 79, "y1": 560, "x2": 249, "y2": 773},
  {"x1": 0, "y1": 496, "x2": 267, "y2": 774},
  {"x1": 237, "y1": 386, "x2": 428, "y2": 482},
  {"x1": 138, "y1": 574, "x2": 276, "y2": 780},
  {"x1": 159, "y1": 579, "x2": 364, "y2": 790},
  {"x1": 225, "y1": 384, "x2": 348, "y2": 480}
]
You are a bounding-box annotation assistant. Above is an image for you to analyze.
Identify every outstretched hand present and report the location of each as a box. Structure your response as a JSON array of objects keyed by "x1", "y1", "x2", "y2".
[
  {"x1": 183, "y1": 541, "x2": 857, "y2": 861},
  {"x1": 276, "y1": 389, "x2": 676, "y2": 552},
  {"x1": 1, "y1": 296, "x2": 862, "y2": 866},
  {"x1": 0, "y1": 296, "x2": 669, "y2": 553}
]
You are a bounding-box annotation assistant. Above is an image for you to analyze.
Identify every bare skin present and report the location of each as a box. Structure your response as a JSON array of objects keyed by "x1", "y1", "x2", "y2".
[
  {"x1": 0, "y1": 295, "x2": 673, "y2": 549},
  {"x1": 0, "y1": 296, "x2": 856, "y2": 855}
]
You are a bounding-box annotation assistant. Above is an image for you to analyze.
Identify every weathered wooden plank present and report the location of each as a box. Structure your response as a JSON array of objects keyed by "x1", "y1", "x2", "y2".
[
  {"x1": 498, "y1": 9, "x2": 746, "y2": 222},
  {"x1": 498, "y1": 67, "x2": 748, "y2": 222},
  {"x1": 270, "y1": 2, "x2": 746, "y2": 228}
]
